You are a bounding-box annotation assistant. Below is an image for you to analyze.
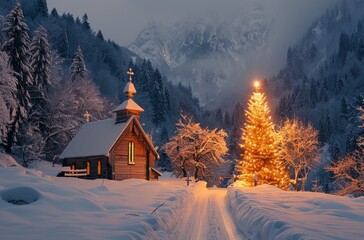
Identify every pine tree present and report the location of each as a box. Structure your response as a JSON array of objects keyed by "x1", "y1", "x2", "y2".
[
  {"x1": 330, "y1": 142, "x2": 342, "y2": 162},
  {"x1": 318, "y1": 118, "x2": 326, "y2": 143},
  {"x1": 319, "y1": 78, "x2": 329, "y2": 103},
  {"x1": 2, "y1": 3, "x2": 33, "y2": 153},
  {"x1": 0, "y1": 53, "x2": 17, "y2": 145},
  {"x1": 224, "y1": 111, "x2": 231, "y2": 128},
  {"x1": 139, "y1": 59, "x2": 153, "y2": 92},
  {"x1": 338, "y1": 32, "x2": 350, "y2": 66},
  {"x1": 75, "y1": 17, "x2": 81, "y2": 25},
  {"x1": 82, "y1": 13, "x2": 91, "y2": 31},
  {"x1": 215, "y1": 108, "x2": 223, "y2": 128},
  {"x1": 0, "y1": 16, "x2": 5, "y2": 46},
  {"x1": 164, "y1": 88, "x2": 171, "y2": 112},
  {"x1": 70, "y1": 46, "x2": 88, "y2": 81},
  {"x1": 229, "y1": 102, "x2": 243, "y2": 158},
  {"x1": 50, "y1": 8, "x2": 58, "y2": 18},
  {"x1": 35, "y1": 0, "x2": 48, "y2": 18},
  {"x1": 335, "y1": 77, "x2": 344, "y2": 94},
  {"x1": 309, "y1": 80, "x2": 318, "y2": 108},
  {"x1": 236, "y1": 82, "x2": 289, "y2": 190},
  {"x1": 29, "y1": 25, "x2": 51, "y2": 137},
  {"x1": 325, "y1": 111, "x2": 333, "y2": 141},
  {"x1": 96, "y1": 30, "x2": 104, "y2": 41},
  {"x1": 150, "y1": 69, "x2": 166, "y2": 126},
  {"x1": 30, "y1": 26, "x2": 51, "y2": 92},
  {"x1": 341, "y1": 97, "x2": 348, "y2": 119},
  {"x1": 58, "y1": 29, "x2": 69, "y2": 58}
]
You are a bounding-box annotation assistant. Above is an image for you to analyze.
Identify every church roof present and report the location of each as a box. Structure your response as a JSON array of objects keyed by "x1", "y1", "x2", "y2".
[
  {"x1": 60, "y1": 116, "x2": 158, "y2": 159},
  {"x1": 123, "y1": 81, "x2": 136, "y2": 95},
  {"x1": 112, "y1": 98, "x2": 144, "y2": 113}
]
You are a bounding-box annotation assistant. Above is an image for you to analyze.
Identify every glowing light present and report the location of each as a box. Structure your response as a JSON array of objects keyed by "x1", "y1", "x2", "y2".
[{"x1": 235, "y1": 80, "x2": 290, "y2": 190}]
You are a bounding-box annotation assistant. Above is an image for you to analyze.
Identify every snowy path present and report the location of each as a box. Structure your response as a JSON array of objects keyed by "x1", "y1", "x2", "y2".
[{"x1": 169, "y1": 188, "x2": 243, "y2": 240}]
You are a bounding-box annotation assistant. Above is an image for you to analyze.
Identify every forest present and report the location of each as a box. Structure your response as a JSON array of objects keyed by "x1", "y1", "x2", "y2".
[{"x1": 0, "y1": 0, "x2": 363, "y2": 194}]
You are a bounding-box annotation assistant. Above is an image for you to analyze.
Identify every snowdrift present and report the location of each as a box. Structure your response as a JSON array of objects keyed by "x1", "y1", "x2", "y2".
[
  {"x1": 0, "y1": 152, "x2": 21, "y2": 167},
  {"x1": 228, "y1": 185, "x2": 364, "y2": 240},
  {"x1": 0, "y1": 162, "x2": 195, "y2": 240}
]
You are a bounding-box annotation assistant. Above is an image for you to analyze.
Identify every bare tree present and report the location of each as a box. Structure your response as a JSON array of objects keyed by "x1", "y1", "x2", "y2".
[
  {"x1": 328, "y1": 151, "x2": 364, "y2": 196},
  {"x1": 278, "y1": 117, "x2": 320, "y2": 191},
  {"x1": 327, "y1": 106, "x2": 364, "y2": 196},
  {"x1": 162, "y1": 114, "x2": 228, "y2": 182}
]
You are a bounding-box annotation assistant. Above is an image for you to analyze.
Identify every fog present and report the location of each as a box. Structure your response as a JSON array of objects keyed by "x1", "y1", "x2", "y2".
[
  {"x1": 48, "y1": 0, "x2": 339, "y2": 108},
  {"x1": 48, "y1": 0, "x2": 337, "y2": 46}
]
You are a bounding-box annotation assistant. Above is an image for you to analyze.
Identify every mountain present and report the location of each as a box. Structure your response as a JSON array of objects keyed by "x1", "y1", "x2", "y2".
[
  {"x1": 0, "y1": 0, "x2": 201, "y2": 165},
  {"x1": 270, "y1": 0, "x2": 364, "y2": 190},
  {"x1": 129, "y1": 5, "x2": 271, "y2": 108}
]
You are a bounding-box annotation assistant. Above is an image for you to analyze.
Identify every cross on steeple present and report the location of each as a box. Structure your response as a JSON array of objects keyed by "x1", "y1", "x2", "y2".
[
  {"x1": 127, "y1": 68, "x2": 134, "y2": 82},
  {"x1": 84, "y1": 111, "x2": 91, "y2": 123}
]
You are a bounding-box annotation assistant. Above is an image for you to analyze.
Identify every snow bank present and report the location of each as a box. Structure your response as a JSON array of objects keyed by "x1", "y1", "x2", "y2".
[
  {"x1": 227, "y1": 185, "x2": 364, "y2": 240},
  {"x1": 27, "y1": 159, "x2": 62, "y2": 176},
  {"x1": 0, "y1": 164, "x2": 196, "y2": 240},
  {"x1": 0, "y1": 152, "x2": 21, "y2": 167}
]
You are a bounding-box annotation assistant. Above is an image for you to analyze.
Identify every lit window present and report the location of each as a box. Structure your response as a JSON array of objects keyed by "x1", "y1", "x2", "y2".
[
  {"x1": 86, "y1": 162, "x2": 90, "y2": 175},
  {"x1": 128, "y1": 141, "x2": 135, "y2": 164},
  {"x1": 97, "y1": 161, "x2": 101, "y2": 175}
]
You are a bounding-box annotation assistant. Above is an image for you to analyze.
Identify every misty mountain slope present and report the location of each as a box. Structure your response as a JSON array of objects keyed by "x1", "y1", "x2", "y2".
[
  {"x1": 129, "y1": 6, "x2": 271, "y2": 108},
  {"x1": 271, "y1": 0, "x2": 364, "y2": 177},
  {"x1": 0, "y1": 0, "x2": 202, "y2": 164},
  {"x1": 128, "y1": 1, "x2": 336, "y2": 109}
]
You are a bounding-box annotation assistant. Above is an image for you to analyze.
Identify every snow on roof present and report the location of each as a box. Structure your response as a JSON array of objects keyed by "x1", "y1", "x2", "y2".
[
  {"x1": 123, "y1": 81, "x2": 136, "y2": 94},
  {"x1": 112, "y1": 99, "x2": 144, "y2": 113},
  {"x1": 60, "y1": 117, "x2": 131, "y2": 159}
]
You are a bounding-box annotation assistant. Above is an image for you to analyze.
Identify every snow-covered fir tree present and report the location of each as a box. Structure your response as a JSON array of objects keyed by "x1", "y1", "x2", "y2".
[
  {"x1": 81, "y1": 13, "x2": 91, "y2": 31},
  {"x1": 150, "y1": 69, "x2": 167, "y2": 126},
  {"x1": 0, "y1": 52, "x2": 17, "y2": 146},
  {"x1": 228, "y1": 102, "x2": 244, "y2": 159},
  {"x1": 2, "y1": 2, "x2": 33, "y2": 153},
  {"x1": 35, "y1": 0, "x2": 48, "y2": 18},
  {"x1": 37, "y1": 49, "x2": 103, "y2": 160},
  {"x1": 0, "y1": 16, "x2": 4, "y2": 46},
  {"x1": 236, "y1": 82, "x2": 290, "y2": 190},
  {"x1": 29, "y1": 25, "x2": 51, "y2": 129},
  {"x1": 70, "y1": 46, "x2": 88, "y2": 81},
  {"x1": 15, "y1": 25, "x2": 52, "y2": 162},
  {"x1": 30, "y1": 25, "x2": 51, "y2": 93}
]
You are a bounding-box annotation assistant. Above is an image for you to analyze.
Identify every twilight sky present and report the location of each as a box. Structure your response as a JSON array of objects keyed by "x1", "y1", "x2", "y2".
[{"x1": 48, "y1": 0, "x2": 338, "y2": 46}]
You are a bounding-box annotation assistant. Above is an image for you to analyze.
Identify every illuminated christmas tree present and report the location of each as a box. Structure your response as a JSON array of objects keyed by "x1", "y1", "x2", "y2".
[{"x1": 236, "y1": 81, "x2": 289, "y2": 190}]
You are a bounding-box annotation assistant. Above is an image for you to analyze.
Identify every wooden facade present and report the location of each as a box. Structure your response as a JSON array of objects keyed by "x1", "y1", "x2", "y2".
[
  {"x1": 60, "y1": 68, "x2": 160, "y2": 181},
  {"x1": 63, "y1": 156, "x2": 110, "y2": 179},
  {"x1": 109, "y1": 118, "x2": 157, "y2": 181},
  {"x1": 62, "y1": 117, "x2": 159, "y2": 181}
]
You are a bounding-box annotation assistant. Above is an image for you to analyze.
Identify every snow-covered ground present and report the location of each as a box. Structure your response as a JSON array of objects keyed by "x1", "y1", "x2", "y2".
[
  {"x1": 228, "y1": 185, "x2": 364, "y2": 240},
  {"x1": 1, "y1": 154, "x2": 363, "y2": 240},
  {"x1": 0, "y1": 154, "x2": 194, "y2": 240}
]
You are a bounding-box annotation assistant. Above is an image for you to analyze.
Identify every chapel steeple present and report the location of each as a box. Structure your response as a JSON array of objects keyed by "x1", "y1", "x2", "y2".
[{"x1": 113, "y1": 68, "x2": 144, "y2": 123}]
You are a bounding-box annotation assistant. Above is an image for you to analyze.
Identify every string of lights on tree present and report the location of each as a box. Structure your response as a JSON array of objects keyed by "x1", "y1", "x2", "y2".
[{"x1": 236, "y1": 81, "x2": 290, "y2": 190}]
